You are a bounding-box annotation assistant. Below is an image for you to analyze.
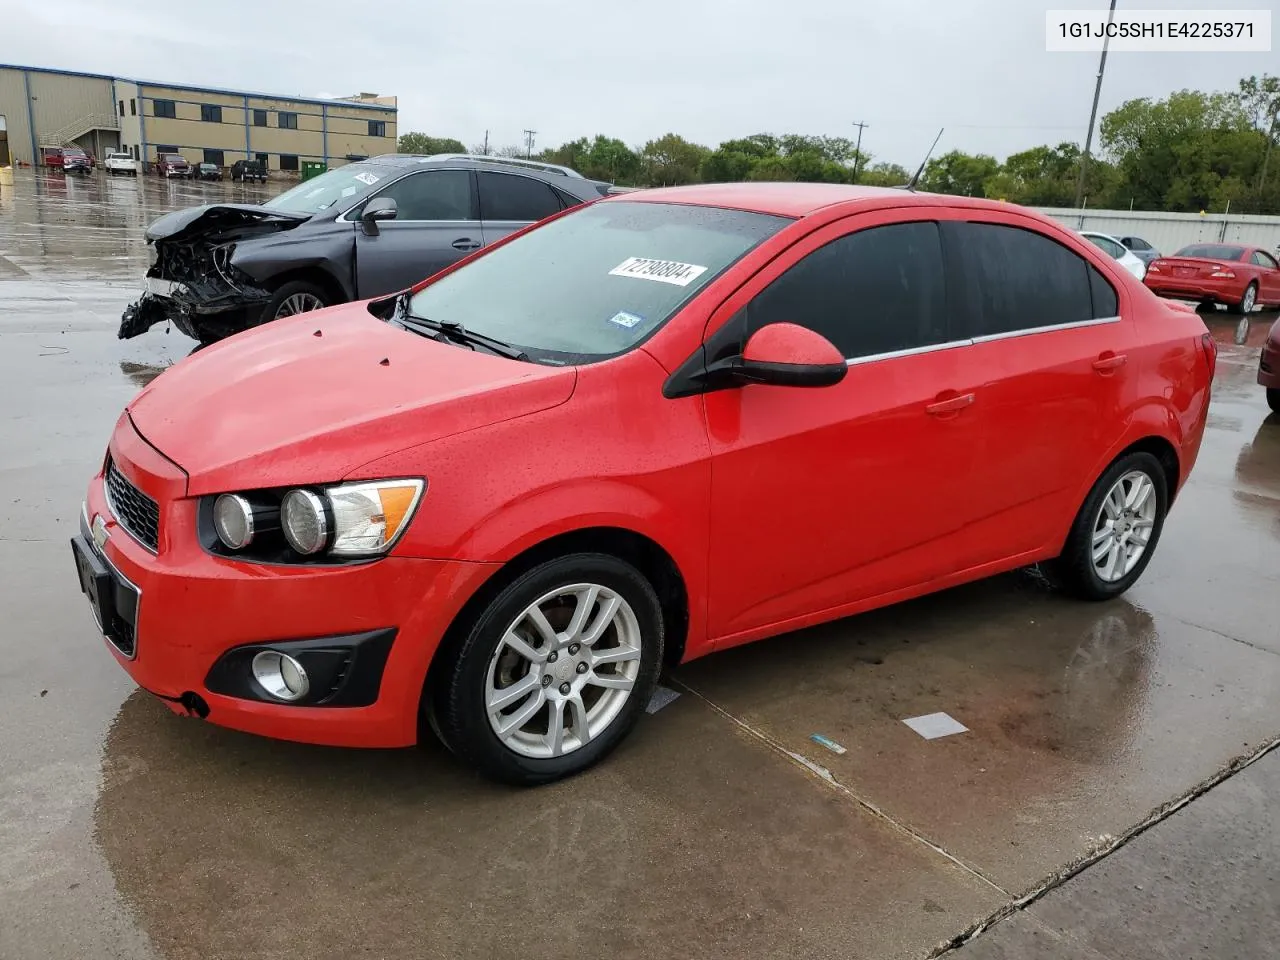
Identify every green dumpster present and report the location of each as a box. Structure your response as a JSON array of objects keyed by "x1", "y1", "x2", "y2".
[{"x1": 301, "y1": 161, "x2": 327, "y2": 180}]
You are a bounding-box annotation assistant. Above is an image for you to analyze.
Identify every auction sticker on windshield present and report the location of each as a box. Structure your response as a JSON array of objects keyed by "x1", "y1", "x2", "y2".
[
  {"x1": 354, "y1": 172, "x2": 380, "y2": 185},
  {"x1": 609, "y1": 257, "x2": 708, "y2": 287}
]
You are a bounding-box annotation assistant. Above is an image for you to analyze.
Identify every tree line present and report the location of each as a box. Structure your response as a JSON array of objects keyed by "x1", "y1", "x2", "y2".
[{"x1": 398, "y1": 73, "x2": 1279, "y2": 215}]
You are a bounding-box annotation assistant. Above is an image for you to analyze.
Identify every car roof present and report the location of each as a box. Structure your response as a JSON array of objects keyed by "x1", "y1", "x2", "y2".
[{"x1": 609, "y1": 182, "x2": 1018, "y2": 218}]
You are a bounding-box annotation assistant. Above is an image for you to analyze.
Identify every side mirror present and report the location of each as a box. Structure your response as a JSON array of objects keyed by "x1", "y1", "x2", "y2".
[
  {"x1": 360, "y1": 197, "x2": 398, "y2": 235},
  {"x1": 732, "y1": 322, "x2": 847, "y2": 388}
]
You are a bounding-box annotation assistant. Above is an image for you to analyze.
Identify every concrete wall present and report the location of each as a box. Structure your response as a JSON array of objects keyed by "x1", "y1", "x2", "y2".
[{"x1": 1036, "y1": 207, "x2": 1280, "y2": 257}]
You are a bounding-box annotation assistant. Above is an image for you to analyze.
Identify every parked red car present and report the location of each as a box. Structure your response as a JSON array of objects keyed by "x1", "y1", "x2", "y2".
[
  {"x1": 73, "y1": 184, "x2": 1215, "y2": 784},
  {"x1": 1260, "y1": 316, "x2": 1280, "y2": 413},
  {"x1": 155, "y1": 153, "x2": 191, "y2": 178},
  {"x1": 1144, "y1": 242, "x2": 1280, "y2": 314}
]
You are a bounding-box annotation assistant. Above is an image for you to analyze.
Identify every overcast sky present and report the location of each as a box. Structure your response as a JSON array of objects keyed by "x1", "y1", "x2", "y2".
[{"x1": 2, "y1": 0, "x2": 1276, "y2": 165}]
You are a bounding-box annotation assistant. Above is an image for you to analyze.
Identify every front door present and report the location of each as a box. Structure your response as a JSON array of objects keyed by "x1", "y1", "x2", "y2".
[
  {"x1": 1251, "y1": 250, "x2": 1280, "y2": 303},
  {"x1": 703, "y1": 215, "x2": 983, "y2": 645},
  {"x1": 353, "y1": 169, "x2": 481, "y2": 297}
]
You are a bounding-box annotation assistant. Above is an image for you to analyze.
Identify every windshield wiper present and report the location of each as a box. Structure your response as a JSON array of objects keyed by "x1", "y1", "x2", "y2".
[{"x1": 394, "y1": 292, "x2": 529, "y2": 361}]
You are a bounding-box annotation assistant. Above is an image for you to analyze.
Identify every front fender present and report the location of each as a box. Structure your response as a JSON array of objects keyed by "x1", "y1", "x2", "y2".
[{"x1": 230, "y1": 228, "x2": 357, "y2": 300}]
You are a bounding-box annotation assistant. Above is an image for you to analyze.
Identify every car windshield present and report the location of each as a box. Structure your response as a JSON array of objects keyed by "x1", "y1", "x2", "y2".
[
  {"x1": 1176, "y1": 244, "x2": 1245, "y2": 260},
  {"x1": 262, "y1": 164, "x2": 394, "y2": 215},
  {"x1": 405, "y1": 201, "x2": 790, "y2": 363}
]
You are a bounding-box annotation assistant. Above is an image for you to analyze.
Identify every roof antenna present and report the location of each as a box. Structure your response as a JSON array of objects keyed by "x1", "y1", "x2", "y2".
[{"x1": 903, "y1": 128, "x2": 943, "y2": 191}]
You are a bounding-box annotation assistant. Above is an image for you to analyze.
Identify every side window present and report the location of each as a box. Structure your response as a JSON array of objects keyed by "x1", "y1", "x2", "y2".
[
  {"x1": 1252, "y1": 250, "x2": 1278, "y2": 269},
  {"x1": 945, "y1": 222, "x2": 1104, "y2": 338},
  {"x1": 553, "y1": 187, "x2": 586, "y2": 210},
  {"x1": 377, "y1": 170, "x2": 473, "y2": 221},
  {"x1": 477, "y1": 172, "x2": 562, "y2": 222},
  {"x1": 741, "y1": 221, "x2": 948, "y2": 360}
]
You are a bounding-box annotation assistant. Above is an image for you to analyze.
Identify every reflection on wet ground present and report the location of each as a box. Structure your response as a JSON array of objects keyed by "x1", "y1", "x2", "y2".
[{"x1": 2, "y1": 168, "x2": 1279, "y2": 959}]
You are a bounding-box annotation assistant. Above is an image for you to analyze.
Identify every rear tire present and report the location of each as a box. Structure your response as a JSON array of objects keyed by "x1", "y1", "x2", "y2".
[
  {"x1": 433, "y1": 553, "x2": 664, "y2": 785},
  {"x1": 259, "y1": 280, "x2": 331, "y2": 324},
  {"x1": 1052, "y1": 452, "x2": 1169, "y2": 601},
  {"x1": 1268, "y1": 388, "x2": 1280, "y2": 414}
]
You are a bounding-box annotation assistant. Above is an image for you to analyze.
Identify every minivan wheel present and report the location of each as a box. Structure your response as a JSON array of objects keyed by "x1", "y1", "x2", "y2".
[
  {"x1": 260, "y1": 281, "x2": 330, "y2": 323},
  {"x1": 1053, "y1": 452, "x2": 1168, "y2": 601},
  {"x1": 434, "y1": 553, "x2": 664, "y2": 785}
]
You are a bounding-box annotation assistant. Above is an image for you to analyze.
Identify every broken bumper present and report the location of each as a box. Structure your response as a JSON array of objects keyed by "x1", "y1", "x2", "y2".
[{"x1": 118, "y1": 277, "x2": 271, "y2": 342}]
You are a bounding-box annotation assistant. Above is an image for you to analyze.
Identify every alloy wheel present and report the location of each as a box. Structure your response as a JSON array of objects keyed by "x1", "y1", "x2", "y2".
[
  {"x1": 484, "y1": 583, "x2": 642, "y2": 759},
  {"x1": 1241, "y1": 285, "x2": 1256, "y2": 314},
  {"x1": 275, "y1": 292, "x2": 325, "y2": 317},
  {"x1": 1091, "y1": 470, "x2": 1158, "y2": 582}
]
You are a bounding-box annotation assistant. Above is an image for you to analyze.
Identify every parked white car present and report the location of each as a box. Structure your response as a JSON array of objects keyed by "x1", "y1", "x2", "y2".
[
  {"x1": 104, "y1": 152, "x2": 139, "y2": 177},
  {"x1": 1080, "y1": 231, "x2": 1147, "y2": 281}
]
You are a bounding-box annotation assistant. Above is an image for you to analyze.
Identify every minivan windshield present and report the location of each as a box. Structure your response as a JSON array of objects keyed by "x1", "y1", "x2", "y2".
[
  {"x1": 263, "y1": 164, "x2": 395, "y2": 215},
  {"x1": 405, "y1": 201, "x2": 790, "y2": 363}
]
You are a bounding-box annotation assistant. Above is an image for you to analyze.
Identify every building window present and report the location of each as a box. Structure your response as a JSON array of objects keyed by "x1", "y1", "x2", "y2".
[
  {"x1": 255, "y1": 152, "x2": 269, "y2": 167},
  {"x1": 153, "y1": 100, "x2": 177, "y2": 119},
  {"x1": 279, "y1": 154, "x2": 300, "y2": 171},
  {"x1": 203, "y1": 149, "x2": 225, "y2": 166},
  {"x1": 368, "y1": 119, "x2": 386, "y2": 138},
  {"x1": 118, "y1": 100, "x2": 124, "y2": 117},
  {"x1": 278, "y1": 112, "x2": 298, "y2": 130},
  {"x1": 200, "y1": 104, "x2": 222, "y2": 123},
  {"x1": 133, "y1": 145, "x2": 140, "y2": 159},
  {"x1": 130, "y1": 99, "x2": 136, "y2": 116},
  {"x1": 253, "y1": 109, "x2": 267, "y2": 127}
]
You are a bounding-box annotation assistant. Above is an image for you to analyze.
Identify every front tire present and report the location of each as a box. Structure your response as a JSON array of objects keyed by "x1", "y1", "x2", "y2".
[
  {"x1": 1267, "y1": 388, "x2": 1280, "y2": 414},
  {"x1": 1052, "y1": 452, "x2": 1168, "y2": 601},
  {"x1": 434, "y1": 553, "x2": 664, "y2": 785},
  {"x1": 259, "y1": 280, "x2": 330, "y2": 323}
]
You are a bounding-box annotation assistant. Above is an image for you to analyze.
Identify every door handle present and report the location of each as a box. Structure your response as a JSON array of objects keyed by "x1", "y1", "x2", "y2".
[
  {"x1": 451, "y1": 238, "x2": 481, "y2": 251},
  {"x1": 1092, "y1": 353, "x2": 1127, "y2": 373},
  {"x1": 925, "y1": 393, "x2": 975, "y2": 416}
]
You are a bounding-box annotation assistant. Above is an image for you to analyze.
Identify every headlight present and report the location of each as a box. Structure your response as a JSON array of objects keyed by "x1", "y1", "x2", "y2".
[
  {"x1": 213, "y1": 494, "x2": 255, "y2": 549},
  {"x1": 281, "y1": 479, "x2": 423, "y2": 558}
]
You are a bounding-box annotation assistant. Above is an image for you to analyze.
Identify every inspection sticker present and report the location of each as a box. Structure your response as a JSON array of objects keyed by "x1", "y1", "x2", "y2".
[
  {"x1": 353, "y1": 172, "x2": 380, "y2": 186},
  {"x1": 608, "y1": 310, "x2": 644, "y2": 329},
  {"x1": 609, "y1": 257, "x2": 707, "y2": 287}
]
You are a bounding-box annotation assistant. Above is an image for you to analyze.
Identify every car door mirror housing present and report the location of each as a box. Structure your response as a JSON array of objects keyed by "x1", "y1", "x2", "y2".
[
  {"x1": 733, "y1": 322, "x2": 847, "y2": 387},
  {"x1": 360, "y1": 197, "x2": 398, "y2": 235}
]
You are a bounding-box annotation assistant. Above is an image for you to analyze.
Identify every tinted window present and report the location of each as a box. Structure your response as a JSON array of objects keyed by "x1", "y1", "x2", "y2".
[
  {"x1": 200, "y1": 104, "x2": 222, "y2": 123},
  {"x1": 253, "y1": 109, "x2": 267, "y2": 127},
  {"x1": 554, "y1": 187, "x2": 586, "y2": 210},
  {"x1": 407, "y1": 202, "x2": 787, "y2": 362},
  {"x1": 278, "y1": 112, "x2": 298, "y2": 130},
  {"x1": 738, "y1": 222, "x2": 947, "y2": 359},
  {"x1": 1122, "y1": 236, "x2": 1151, "y2": 251},
  {"x1": 379, "y1": 170, "x2": 473, "y2": 220},
  {"x1": 1175, "y1": 244, "x2": 1245, "y2": 260},
  {"x1": 1089, "y1": 265, "x2": 1118, "y2": 317},
  {"x1": 1251, "y1": 250, "x2": 1278, "y2": 269},
  {"x1": 477, "y1": 172, "x2": 562, "y2": 222},
  {"x1": 129, "y1": 98, "x2": 136, "y2": 116},
  {"x1": 153, "y1": 99, "x2": 176, "y2": 119},
  {"x1": 945, "y1": 222, "x2": 1101, "y2": 337},
  {"x1": 203, "y1": 149, "x2": 224, "y2": 165},
  {"x1": 368, "y1": 120, "x2": 386, "y2": 137}
]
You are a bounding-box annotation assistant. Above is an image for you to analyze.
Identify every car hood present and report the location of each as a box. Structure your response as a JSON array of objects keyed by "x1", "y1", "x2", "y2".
[
  {"x1": 127, "y1": 306, "x2": 577, "y2": 495},
  {"x1": 145, "y1": 204, "x2": 310, "y2": 242}
]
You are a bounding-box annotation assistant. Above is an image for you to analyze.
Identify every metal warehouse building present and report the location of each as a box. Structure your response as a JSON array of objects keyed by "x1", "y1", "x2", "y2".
[{"x1": 0, "y1": 64, "x2": 397, "y2": 172}]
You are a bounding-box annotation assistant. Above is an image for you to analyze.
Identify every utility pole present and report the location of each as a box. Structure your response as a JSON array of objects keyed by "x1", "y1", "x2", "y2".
[
  {"x1": 851, "y1": 121, "x2": 869, "y2": 183},
  {"x1": 522, "y1": 129, "x2": 537, "y2": 159},
  {"x1": 1075, "y1": 0, "x2": 1118, "y2": 209},
  {"x1": 482, "y1": 130, "x2": 489, "y2": 156}
]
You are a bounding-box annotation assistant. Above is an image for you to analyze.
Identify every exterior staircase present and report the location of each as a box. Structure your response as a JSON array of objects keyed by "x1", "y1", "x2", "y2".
[{"x1": 38, "y1": 113, "x2": 120, "y2": 148}]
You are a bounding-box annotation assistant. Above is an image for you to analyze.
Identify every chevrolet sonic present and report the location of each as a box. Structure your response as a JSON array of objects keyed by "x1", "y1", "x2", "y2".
[{"x1": 73, "y1": 183, "x2": 1215, "y2": 784}]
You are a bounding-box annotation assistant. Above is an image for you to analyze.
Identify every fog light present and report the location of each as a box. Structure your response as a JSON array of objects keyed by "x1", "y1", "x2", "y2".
[{"x1": 251, "y1": 650, "x2": 310, "y2": 702}]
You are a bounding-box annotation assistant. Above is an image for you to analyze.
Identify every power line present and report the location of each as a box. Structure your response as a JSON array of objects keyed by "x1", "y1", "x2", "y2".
[{"x1": 522, "y1": 129, "x2": 537, "y2": 159}]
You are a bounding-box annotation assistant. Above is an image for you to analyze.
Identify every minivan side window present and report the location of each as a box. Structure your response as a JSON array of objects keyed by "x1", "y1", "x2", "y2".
[
  {"x1": 477, "y1": 172, "x2": 562, "y2": 223},
  {"x1": 740, "y1": 221, "x2": 948, "y2": 360},
  {"x1": 944, "y1": 222, "x2": 1116, "y2": 339},
  {"x1": 377, "y1": 170, "x2": 474, "y2": 221}
]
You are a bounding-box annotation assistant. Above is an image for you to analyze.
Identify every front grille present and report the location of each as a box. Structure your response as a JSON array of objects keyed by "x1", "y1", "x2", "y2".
[{"x1": 105, "y1": 457, "x2": 160, "y2": 552}]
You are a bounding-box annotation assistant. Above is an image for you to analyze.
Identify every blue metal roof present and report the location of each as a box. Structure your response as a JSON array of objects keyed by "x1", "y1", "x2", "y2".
[{"x1": 1, "y1": 63, "x2": 397, "y2": 112}]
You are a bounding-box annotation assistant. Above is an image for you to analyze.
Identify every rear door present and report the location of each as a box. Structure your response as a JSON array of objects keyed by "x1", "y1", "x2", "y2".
[
  {"x1": 353, "y1": 169, "x2": 480, "y2": 296},
  {"x1": 941, "y1": 217, "x2": 1133, "y2": 563},
  {"x1": 477, "y1": 171, "x2": 566, "y2": 246},
  {"x1": 1251, "y1": 250, "x2": 1280, "y2": 302}
]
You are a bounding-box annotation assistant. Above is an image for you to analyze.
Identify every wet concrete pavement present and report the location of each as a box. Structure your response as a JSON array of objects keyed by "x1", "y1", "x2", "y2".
[{"x1": 1, "y1": 168, "x2": 1279, "y2": 959}]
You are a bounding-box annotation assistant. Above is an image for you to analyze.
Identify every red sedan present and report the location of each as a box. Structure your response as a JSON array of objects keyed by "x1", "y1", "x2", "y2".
[
  {"x1": 73, "y1": 184, "x2": 1215, "y2": 784},
  {"x1": 1144, "y1": 242, "x2": 1280, "y2": 314}
]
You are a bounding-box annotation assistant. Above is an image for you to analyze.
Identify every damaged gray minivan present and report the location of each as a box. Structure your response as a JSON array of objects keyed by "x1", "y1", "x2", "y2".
[{"x1": 119, "y1": 155, "x2": 609, "y2": 344}]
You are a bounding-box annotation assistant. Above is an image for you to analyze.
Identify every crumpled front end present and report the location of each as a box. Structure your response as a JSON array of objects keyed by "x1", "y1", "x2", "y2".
[{"x1": 119, "y1": 241, "x2": 274, "y2": 341}]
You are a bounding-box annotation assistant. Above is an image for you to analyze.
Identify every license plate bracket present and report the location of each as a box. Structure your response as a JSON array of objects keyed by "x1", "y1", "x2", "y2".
[{"x1": 71, "y1": 535, "x2": 139, "y2": 657}]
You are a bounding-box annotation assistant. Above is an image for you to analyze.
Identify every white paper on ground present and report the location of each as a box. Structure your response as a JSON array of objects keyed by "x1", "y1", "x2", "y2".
[{"x1": 903, "y1": 712, "x2": 969, "y2": 739}]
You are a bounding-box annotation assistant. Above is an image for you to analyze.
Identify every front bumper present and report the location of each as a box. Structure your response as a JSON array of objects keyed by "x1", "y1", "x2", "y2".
[
  {"x1": 1144, "y1": 275, "x2": 1246, "y2": 305},
  {"x1": 118, "y1": 276, "x2": 271, "y2": 341},
  {"x1": 78, "y1": 415, "x2": 497, "y2": 747}
]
